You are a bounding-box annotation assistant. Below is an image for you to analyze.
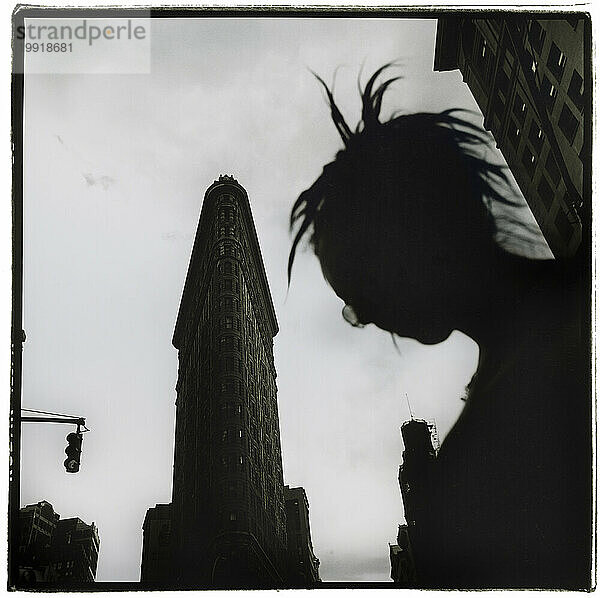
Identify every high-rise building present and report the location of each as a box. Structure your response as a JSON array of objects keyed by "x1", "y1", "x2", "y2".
[
  {"x1": 169, "y1": 175, "x2": 288, "y2": 588},
  {"x1": 284, "y1": 485, "x2": 320, "y2": 587},
  {"x1": 140, "y1": 503, "x2": 172, "y2": 585},
  {"x1": 393, "y1": 420, "x2": 437, "y2": 586},
  {"x1": 434, "y1": 17, "x2": 586, "y2": 257},
  {"x1": 17, "y1": 501, "x2": 99, "y2": 585},
  {"x1": 398, "y1": 420, "x2": 437, "y2": 529}
]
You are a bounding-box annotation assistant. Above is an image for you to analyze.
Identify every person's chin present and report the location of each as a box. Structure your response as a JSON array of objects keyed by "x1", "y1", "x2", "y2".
[
  {"x1": 398, "y1": 325, "x2": 451, "y2": 345},
  {"x1": 415, "y1": 331, "x2": 450, "y2": 345}
]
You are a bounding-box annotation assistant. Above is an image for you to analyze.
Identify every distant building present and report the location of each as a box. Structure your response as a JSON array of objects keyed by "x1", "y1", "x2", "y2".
[
  {"x1": 389, "y1": 524, "x2": 417, "y2": 586},
  {"x1": 434, "y1": 16, "x2": 585, "y2": 257},
  {"x1": 140, "y1": 503, "x2": 172, "y2": 584},
  {"x1": 284, "y1": 486, "x2": 320, "y2": 587},
  {"x1": 49, "y1": 517, "x2": 100, "y2": 583},
  {"x1": 393, "y1": 420, "x2": 437, "y2": 585},
  {"x1": 398, "y1": 420, "x2": 437, "y2": 528},
  {"x1": 17, "y1": 500, "x2": 99, "y2": 585},
  {"x1": 17, "y1": 501, "x2": 59, "y2": 583}
]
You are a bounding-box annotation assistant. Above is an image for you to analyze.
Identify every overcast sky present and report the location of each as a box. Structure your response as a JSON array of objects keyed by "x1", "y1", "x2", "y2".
[{"x1": 21, "y1": 16, "x2": 548, "y2": 582}]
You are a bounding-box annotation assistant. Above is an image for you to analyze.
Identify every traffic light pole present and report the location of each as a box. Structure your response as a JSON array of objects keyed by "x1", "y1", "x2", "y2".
[
  {"x1": 21, "y1": 414, "x2": 86, "y2": 427},
  {"x1": 20, "y1": 410, "x2": 89, "y2": 473}
]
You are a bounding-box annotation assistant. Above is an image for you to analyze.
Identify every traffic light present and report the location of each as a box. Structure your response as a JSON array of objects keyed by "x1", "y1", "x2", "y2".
[{"x1": 64, "y1": 432, "x2": 82, "y2": 473}]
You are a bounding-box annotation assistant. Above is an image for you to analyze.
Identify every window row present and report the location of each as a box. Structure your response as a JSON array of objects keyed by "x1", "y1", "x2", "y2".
[
  {"x1": 219, "y1": 401, "x2": 244, "y2": 418},
  {"x1": 219, "y1": 453, "x2": 245, "y2": 470},
  {"x1": 220, "y1": 427, "x2": 244, "y2": 443},
  {"x1": 220, "y1": 380, "x2": 243, "y2": 395},
  {"x1": 220, "y1": 316, "x2": 240, "y2": 331},
  {"x1": 220, "y1": 278, "x2": 239, "y2": 293},
  {"x1": 222, "y1": 356, "x2": 243, "y2": 374},
  {"x1": 220, "y1": 335, "x2": 242, "y2": 351},
  {"x1": 217, "y1": 224, "x2": 236, "y2": 237},
  {"x1": 218, "y1": 205, "x2": 236, "y2": 221},
  {"x1": 218, "y1": 260, "x2": 238, "y2": 275},
  {"x1": 218, "y1": 243, "x2": 237, "y2": 258},
  {"x1": 219, "y1": 295, "x2": 240, "y2": 311}
]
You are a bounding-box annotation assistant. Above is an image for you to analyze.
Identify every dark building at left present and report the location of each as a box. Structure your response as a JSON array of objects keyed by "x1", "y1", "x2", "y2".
[
  {"x1": 284, "y1": 485, "x2": 320, "y2": 587},
  {"x1": 141, "y1": 175, "x2": 319, "y2": 589},
  {"x1": 17, "y1": 500, "x2": 100, "y2": 585}
]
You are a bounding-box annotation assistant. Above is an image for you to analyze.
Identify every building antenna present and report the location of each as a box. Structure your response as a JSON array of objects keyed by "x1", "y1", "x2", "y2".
[{"x1": 405, "y1": 393, "x2": 414, "y2": 420}]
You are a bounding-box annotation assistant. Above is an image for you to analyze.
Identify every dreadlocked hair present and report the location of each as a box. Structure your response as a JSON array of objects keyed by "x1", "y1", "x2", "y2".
[{"x1": 288, "y1": 64, "x2": 525, "y2": 284}]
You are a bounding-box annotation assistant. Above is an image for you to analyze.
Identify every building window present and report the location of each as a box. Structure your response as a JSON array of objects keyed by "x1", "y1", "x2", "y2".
[
  {"x1": 479, "y1": 36, "x2": 487, "y2": 59},
  {"x1": 558, "y1": 103, "x2": 579, "y2": 144},
  {"x1": 512, "y1": 94, "x2": 527, "y2": 125},
  {"x1": 567, "y1": 70, "x2": 584, "y2": 113},
  {"x1": 521, "y1": 146, "x2": 537, "y2": 177},
  {"x1": 508, "y1": 121, "x2": 521, "y2": 149},
  {"x1": 527, "y1": 120, "x2": 544, "y2": 153},
  {"x1": 474, "y1": 34, "x2": 490, "y2": 81},
  {"x1": 496, "y1": 68, "x2": 510, "y2": 97},
  {"x1": 529, "y1": 52, "x2": 538, "y2": 74},
  {"x1": 540, "y1": 75, "x2": 557, "y2": 111},
  {"x1": 547, "y1": 42, "x2": 566, "y2": 82},
  {"x1": 461, "y1": 19, "x2": 475, "y2": 56},
  {"x1": 220, "y1": 279, "x2": 237, "y2": 293},
  {"x1": 528, "y1": 21, "x2": 545, "y2": 54},
  {"x1": 536, "y1": 175, "x2": 555, "y2": 210}
]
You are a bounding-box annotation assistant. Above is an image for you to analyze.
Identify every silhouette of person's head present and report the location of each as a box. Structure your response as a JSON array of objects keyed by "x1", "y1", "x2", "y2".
[{"x1": 288, "y1": 65, "x2": 524, "y2": 345}]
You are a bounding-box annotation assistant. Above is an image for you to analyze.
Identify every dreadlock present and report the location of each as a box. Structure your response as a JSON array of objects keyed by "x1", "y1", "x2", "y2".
[{"x1": 288, "y1": 64, "x2": 524, "y2": 284}]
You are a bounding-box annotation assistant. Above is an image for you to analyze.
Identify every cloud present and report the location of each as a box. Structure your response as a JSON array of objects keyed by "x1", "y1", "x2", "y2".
[
  {"x1": 54, "y1": 134, "x2": 116, "y2": 191},
  {"x1": 82, "y1": 172, "x2": 116, "y2": 190},
  {"x1": 160, "y1": 231, "x2": 194, "y2": 241}
]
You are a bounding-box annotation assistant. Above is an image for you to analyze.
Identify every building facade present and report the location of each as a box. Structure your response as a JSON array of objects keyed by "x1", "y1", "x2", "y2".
[
  {"x1": 49, "y1": 517, "x2": 100, "y2": 583},
  {"x1": 389, "y1": 524, "x2": 417, "y2": 586},
  {"x1": 434, "y1": 16, "x2": 586, "y2": 257},
  {"x1": 284, "y1": 485, "x2": 320, "y2": 587},
  {"x1": 17, "y1": 501, "x2": 99, "y2": 585},
  {"x1": 140, "y1": 503, "x2": 172, "y2": 584},
  {"x1": 169, "y1": 175, "x2": 288, "y2": 588},
  {"x1": 392, "y1": 420, "x2": 438, "y2": 585}
]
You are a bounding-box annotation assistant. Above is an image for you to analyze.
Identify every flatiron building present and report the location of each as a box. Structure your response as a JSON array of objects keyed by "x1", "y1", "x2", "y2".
[{"x1": 169, "y1": 175, "x2": 288, "y2": 588}]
